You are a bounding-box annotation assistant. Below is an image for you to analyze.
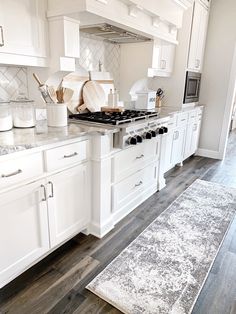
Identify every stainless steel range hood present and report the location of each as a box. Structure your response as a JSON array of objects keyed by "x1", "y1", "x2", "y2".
[{"x1": 80, "y1": 23, "x2": 152, "y2": 44}]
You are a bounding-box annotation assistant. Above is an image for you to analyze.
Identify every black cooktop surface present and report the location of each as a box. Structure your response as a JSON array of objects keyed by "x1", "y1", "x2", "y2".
[{"x1": 69, "y1": 110, "x2": 158, "y2": 125}]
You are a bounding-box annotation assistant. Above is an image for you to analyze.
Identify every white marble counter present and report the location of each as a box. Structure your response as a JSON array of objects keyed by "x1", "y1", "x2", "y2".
[{"x1": 0, "y1": 120, "x2": 119, "y2": 156}]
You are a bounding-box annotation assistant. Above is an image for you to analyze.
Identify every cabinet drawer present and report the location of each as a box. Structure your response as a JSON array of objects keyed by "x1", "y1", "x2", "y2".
[
  {"x1": 112, "y1": 139, "x2": 159, "y2": 182},
  {"x1": 0, "y1": 152, "x2": 43, "y2": 190},
  {"x1": 44, "y1": 141, "x2": 88, "y2": 172},
  {"x1": 167, "y1": 115, "x2": 177, "y2": 128},
  {"x1": 112, "y1": 163, "x2": 157, "y2": 212},
  {"x1": 177, "y1": 112, "x2": 188, "y2": 127}
]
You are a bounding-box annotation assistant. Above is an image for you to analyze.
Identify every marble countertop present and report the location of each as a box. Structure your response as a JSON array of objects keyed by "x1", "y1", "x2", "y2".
[{"x1": 0, "y1": 120, "x2": 119, "y2": 156}]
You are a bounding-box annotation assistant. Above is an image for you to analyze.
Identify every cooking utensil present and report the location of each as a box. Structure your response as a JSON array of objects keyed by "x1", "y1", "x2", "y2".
[
  {"x1": 45, "y1": 71, "x2": 70, "y2": 90},
  {"x1": 48, "y1": 86, "x2": 58, "y2": 103},
  {"x1": 63, "y1": 88, "x2": 74, "y2": 103},
  {"x1": 156, "y1": 88, "x2": 164, "y2": 97},
  {"x1": 83, "y1": 80, "x2": 106, "y2": 112},
  {"x1": 33, "y1": 73, "x2": 54, "y2": 104},
  {"x1": 56, "y1": 87, "x2": 65, "y2": 103}
]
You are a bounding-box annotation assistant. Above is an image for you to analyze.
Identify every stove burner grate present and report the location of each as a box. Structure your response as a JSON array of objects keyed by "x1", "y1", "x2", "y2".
[{"x1": 69, "y1": 110, "x2": 159, "y2": 125}]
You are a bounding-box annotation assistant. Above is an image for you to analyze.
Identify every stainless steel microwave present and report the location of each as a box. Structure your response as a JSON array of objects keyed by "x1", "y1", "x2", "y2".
[{"x1": 183, "y1": 71, "x2": 201, "y2": 104}]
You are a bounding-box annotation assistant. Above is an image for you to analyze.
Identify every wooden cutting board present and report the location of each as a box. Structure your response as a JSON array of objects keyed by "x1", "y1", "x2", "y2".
[
  {"x1": 83, "y1": 81, "x2": 106, "y2": 112},
  {"x1": 62, "y1": 68, "x2": 89, "y2": 113}
]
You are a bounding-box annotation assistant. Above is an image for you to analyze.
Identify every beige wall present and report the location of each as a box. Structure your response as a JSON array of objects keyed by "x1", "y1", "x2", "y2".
[{"x1": 199, "y1": 0, "x2": 236, "y2": 156}]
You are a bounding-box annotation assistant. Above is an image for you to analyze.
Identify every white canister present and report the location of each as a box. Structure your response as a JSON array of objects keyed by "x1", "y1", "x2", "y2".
[
  {"x1": 11, "y1": 94, "x2": 36, "y2": 128},
  {"x1": 135, "y1": 91, "x2": 156, "y2": 110},
  {"x1": 47, "y1": 103, "x2": 68, "y2": 127},
  {"x1": 0, "y1": 101, "x2": 13, "y2": 131}
]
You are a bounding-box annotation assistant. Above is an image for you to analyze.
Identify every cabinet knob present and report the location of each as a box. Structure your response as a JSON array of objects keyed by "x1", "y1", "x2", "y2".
[
  {"x1": 145, "y1": 132, "x2": 152, "y2": 139},
  {"x1": 151, "y1": 130, "x2": 157, "y2": 137},
  {"x1": 127, "y1": 137, "x2": 137, "y2": 145},
  {"x1": 135, "y1": 135, "x2": 143, "y2": 143}
]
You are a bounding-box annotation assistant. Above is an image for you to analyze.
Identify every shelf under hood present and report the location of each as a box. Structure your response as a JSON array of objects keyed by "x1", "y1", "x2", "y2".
[{"x1": 80, "y1": 23, "x2": 152, "y2": 44}]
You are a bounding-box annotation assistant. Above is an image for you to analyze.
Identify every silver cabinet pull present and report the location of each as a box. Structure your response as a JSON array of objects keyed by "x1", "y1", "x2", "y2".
[
  {"x1": 63, "y1": 152, "x2": 78, "y2": 159},
  {"x1": 160, "y1": 60, "x2": 167, "y2": 70},
  {"x1": 0, "y1": 26, "x2": 4, "y2": 47},
  {"x1": 1, "y1": 169, "x2": 22, "y2": 178},
  {"x1": 174, "y1": 131, "x2": 179, "y2": 140},
  {"x1": 41, "y1": 185, "x2": 47, "y2": 202},
  {"x1": 136, "y1": 154, "x2": 144, "y2": 159},
  {"x1": 48, "y1": 181, "x2": 54, "y2": 198},
  {"x1": 135, "y1": 180, "x2": 143, "y2": 187},
  {"x1": 195, "y1": 59, "x2": 200, "y2": 68}
]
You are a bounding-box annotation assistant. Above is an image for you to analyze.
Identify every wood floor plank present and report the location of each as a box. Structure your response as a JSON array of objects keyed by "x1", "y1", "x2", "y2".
[
  {"x1": 1, "y1": 256, "x2": 99, "y2": 314},
  {"x1": 48, "y1": 290, "x2": 85, "y2": 314},
  {"x1": 192, "y1": 251, "x2": 236, "y2": 314}
]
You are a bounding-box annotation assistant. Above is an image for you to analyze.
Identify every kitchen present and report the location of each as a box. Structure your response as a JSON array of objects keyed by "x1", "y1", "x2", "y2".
[{"x1": 0, "y1": 0, "x2": 236, "y2": 313}]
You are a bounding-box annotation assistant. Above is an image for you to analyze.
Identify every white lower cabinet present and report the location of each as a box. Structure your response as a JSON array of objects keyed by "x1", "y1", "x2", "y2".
[
  {"x1": 0, "y1": 180, "x2": 49, "y2": 288},
  {"x1": 164, "y1": 108, "x2": 203, "y2": 173},
  {"x1": 164, "y1": 128, "x2": 175, "y2": 172},
  {"x1": 112, "y1": 162, "x2": 158, "y2": 213},
  {"x1": 171, "y1": 127, "x2": 186, "y2": 165},
  {"x1": 164, "y1": 126, "x2": 186, "y2": 172},
  {"x1": 0, "y1": 139, "x2": 91, "y2": 288},
  {"x1": 47, "y1": 163, "x2": 90, "y2": 248}
]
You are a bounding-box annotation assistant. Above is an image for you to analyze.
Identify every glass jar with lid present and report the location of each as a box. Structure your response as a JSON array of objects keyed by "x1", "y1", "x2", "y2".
[
  {"x1": 11, "y1": 94, "x2": 36, "y2": 128},
  {"x1": 0, "y1": 100, "x2": 13, "y2": 131}
]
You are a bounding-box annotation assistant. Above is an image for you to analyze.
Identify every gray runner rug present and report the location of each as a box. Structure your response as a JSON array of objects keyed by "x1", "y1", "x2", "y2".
[{"x1": 87, "y1": 179, "x2": 236, "y2": 314}]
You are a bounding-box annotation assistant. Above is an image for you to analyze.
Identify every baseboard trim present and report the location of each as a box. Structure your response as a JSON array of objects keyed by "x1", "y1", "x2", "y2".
[
  {"x1": 196, "y1": 148, "x2": 222, "y2": 160},
  {"x1": 89, "y1": 218, "x2": 115, "y2": 239}
]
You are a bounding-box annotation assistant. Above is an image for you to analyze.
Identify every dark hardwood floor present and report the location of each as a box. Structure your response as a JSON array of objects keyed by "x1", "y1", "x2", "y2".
[{"x1": 1, "y1": 131, "x2": 236, "y2": 314}]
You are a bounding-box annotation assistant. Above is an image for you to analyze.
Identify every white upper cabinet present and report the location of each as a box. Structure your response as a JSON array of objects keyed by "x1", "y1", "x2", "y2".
[
  {"x1": 0, "y1": 0, "x2": 48, "y2": 66},
  {"x1": 188, "y1": 0, "x2": 209, "y2": 71},
  {"x1": 148, "y1": 40, "x2": 176, "y2": 77}
]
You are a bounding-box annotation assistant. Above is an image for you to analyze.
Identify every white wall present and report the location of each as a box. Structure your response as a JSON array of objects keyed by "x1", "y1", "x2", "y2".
[{"x1": 198, "y1": 0, "x2": 236, "y2": 158}]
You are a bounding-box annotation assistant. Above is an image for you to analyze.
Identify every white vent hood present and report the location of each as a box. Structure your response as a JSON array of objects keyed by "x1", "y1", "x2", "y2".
[{"x1": 47, "y1": 0, "x2": 192, "y2": 44}]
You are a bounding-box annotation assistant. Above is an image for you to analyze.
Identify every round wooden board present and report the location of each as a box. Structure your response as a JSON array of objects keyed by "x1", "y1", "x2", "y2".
[{"x1": 83, "y1": 81, "x2": 106, "y2": 112}]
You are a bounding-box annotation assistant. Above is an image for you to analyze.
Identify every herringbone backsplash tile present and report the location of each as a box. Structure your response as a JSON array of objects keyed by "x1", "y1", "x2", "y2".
[{"x1": 0, "y1": 66, "x2": 28, "y2": 101}]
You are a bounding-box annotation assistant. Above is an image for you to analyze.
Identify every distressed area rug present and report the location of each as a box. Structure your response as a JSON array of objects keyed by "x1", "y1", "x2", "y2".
[{"x1": 87, "y1": 179, "x2": 236, "y2": 314}]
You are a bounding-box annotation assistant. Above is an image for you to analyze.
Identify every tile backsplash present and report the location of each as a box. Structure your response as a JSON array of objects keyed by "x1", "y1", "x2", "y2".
[
  {"x1": 79, "y1": 33, "x2": 121, "y2": 88},
  {"x1": 0, "y1": 66, "x2": 28, "y2": 101},
  {"x1": 0, "y1": 34, "x2": 121, "y2": 102}
]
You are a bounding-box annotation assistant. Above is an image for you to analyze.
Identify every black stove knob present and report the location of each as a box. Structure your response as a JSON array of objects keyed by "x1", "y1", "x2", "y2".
[
  {"x1": 130, "y1": 137, "x2": 137, "y2": 145},
  {"x1": 136, "y1": 135, "x2": 143, "y2": 143},
  {"x1": 158, "y1": 127, "x2": 164, "y2": 134},
  {"x1": 151, "y1": 130, "x2": 156, "y2": 137},
  {"x1": 163, "y1": 127, "x2": 168, "y2": 133},
  {"x1": 145, "y1": 132, "x2": 152, "y2": 139}
]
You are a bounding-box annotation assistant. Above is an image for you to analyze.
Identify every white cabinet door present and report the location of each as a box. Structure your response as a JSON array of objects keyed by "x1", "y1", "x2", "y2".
[
  {"x1": 151, "y1": 40, "x2": 175, "y2": 76},
  {"x1": 159, "y1": 42, "x2": 175, "y2": 74},
  {"x1": 0, "y1": 0, "x2": 47, "y2": 58},
  {"x1": 0, "y1": 180, "x2": 49, "y2": 288},
  {"x1": 171, "y1": 127, "x2": 186, "y2": 165},
  {"x1": 164, "y1": 129, "x2": 175, "y2": 172},
  {"x1": 184, "y1": 123, "x2": 194, "y2": 159},
  {"x1": 47, "y1": 163, "x2": 91, "y2": 248},
  {"x1": 190, "y1": 120, "x2": 201, "y2": 154},
  {"x1": 188, "y1": 1, "x2": 209, "y2": 71}
]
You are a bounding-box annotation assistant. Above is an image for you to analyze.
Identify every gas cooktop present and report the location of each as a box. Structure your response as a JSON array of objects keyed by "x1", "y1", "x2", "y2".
[{"x1": 69, "y1": 110, "x2": 159, "y2": 126}]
